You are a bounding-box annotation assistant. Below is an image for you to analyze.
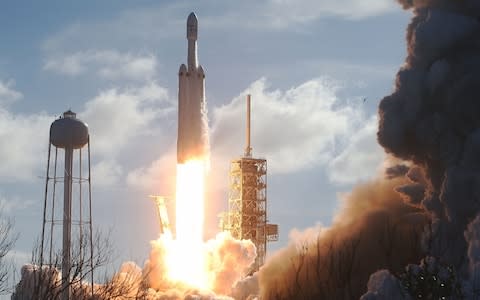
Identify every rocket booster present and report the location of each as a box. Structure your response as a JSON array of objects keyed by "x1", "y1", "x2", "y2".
[{"x1": 177, "y1": 12, "x2": 208, "y2": 164}]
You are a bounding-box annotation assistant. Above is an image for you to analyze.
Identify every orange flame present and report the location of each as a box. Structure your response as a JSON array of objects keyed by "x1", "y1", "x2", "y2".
[{"x1": 164, "y1": 159, "x2": 209, "y2": 289}]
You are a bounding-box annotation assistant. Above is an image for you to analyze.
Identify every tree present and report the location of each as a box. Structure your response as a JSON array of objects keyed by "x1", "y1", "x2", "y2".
[
  {"x1": 11, "y1": 230, "x2": 147, "y2": 300},
  {"x1": 261, "y1": 212, "x2": 425, "y2": 300},
  {"x1": 0, "y1": 211, "x2": 17, "y2": 295}
]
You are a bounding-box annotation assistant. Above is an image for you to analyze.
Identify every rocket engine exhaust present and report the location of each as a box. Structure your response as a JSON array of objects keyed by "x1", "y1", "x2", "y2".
[{"x1": 162, "y1": 12, "x2": 212, "y2": 290}]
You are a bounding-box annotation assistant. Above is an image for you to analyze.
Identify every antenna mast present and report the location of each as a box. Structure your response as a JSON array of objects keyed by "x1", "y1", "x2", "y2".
[{"x1": 245, "y1": 94, "x2": 252, "y2": 157}]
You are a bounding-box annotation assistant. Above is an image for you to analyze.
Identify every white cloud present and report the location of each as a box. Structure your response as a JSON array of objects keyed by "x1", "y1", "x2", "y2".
[
  {"x1": 90, "y1": 75, "x2": 383, "y2": 206},
  {"x1": 0, "y1": 74, "x2": 381, "y2": 189},
  {"x1": 91, "y1": 159, "x2": 123, "y2": 187},
  {"x1": 0, "y1": 80, "x2": 22, "y2": 106},
  {"x1": 6, "y1": 250, "x2": 32, "y2": 277},
  {"x1": 0, "y1": 79, "x2": 175, "y2": 185},
  {"x1": 123, "y1": 77, "x2": 381, "y2": 194},
  {"x1": 297, "y1": 59, "x2": 397, "y2": 80},
  {"x1": 44, "y1": 50, "x2": 157, "y2": 81},
  {"x1": 0, "y1": 81, "x2": 52, "y2": 182},
  {"x1": 129, "y1": 79, "x2": 353, "y2": 194},
  {"x1": 211, "y1": 77, "x2": 364, "y2": 174},
  {"x1": 42, "y1": 0, "x2": 399, "y2": 54},
  {"x1": 80, "y1": 82, "x2": 174, "y2": 157},
  {"x1": 0, "y1": 193, "x2": 33, "y2": 214},
  {"x1": 126, "y1": 150, "x2": 176, "y2": 195},
  {"x1": 327, "y1": 115, "x2": 385, "y2": 185},
  {"x1": 6, "y1": 250, "x2": 31, "y2": 265},
  {"x1": 199, "y1": 0, "x2": 398, "y2": 31},
  {"x1": 0, "y1": 108, "x2": 52, "y2": 182},
  {"x1": 265, "y1": 0, "x2": 396, "y2": 26}
]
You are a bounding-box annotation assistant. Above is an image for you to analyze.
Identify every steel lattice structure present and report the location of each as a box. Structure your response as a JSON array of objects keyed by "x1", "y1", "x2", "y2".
[
  {"x1": 221, "y1": 95, "x2": 278, "y2": 273},
  {"x1": 223, "y1": 157, "x2": 278, "y2": 273}
]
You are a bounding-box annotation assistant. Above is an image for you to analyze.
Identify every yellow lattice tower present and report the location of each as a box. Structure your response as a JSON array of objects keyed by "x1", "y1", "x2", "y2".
[{"x1": 221, "y1": 95, "x2": 278, "y2": 273}]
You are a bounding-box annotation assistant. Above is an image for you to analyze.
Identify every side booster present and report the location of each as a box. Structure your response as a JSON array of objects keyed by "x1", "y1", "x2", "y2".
[{"x1": 177, "y1": 12, "x2": 208, "y2": 164}]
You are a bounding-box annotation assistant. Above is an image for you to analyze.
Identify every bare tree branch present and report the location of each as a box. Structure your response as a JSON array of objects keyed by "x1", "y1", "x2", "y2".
[
  {"x1": 12, "y1": 229, "x2": 147, "y2": 300},
  {"x1": 0, "y1": 210, "x2": 17, "y2": 295}
]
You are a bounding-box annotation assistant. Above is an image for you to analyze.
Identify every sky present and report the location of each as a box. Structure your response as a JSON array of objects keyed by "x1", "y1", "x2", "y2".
[{"x1": 0, "y1": 0, "x2": 411, "y2": 289}]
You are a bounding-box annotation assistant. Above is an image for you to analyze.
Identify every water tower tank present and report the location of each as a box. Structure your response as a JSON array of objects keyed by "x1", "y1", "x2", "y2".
[{"x1": 50, "y1": 110, "x2": 89, "y2": 149}]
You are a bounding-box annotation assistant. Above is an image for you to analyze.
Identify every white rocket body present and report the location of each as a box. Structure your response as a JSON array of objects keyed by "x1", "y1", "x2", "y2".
[{"x1": 177, "y1": 12, "x2": 208, "y2": 163}]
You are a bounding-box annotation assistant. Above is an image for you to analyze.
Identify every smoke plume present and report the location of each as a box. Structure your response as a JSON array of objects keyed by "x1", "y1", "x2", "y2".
[
  {"x1": 254, "y1": 173, "x2": 426, "y2": 299},
  {"x1": 144, "y1": 231, "x2": 256, "y2": 297},
  {"x1": 375, "y1": 0, "x2": 480, "y2": 284},
  {"x1": 364, "y1": 0, "x2": 480, "y2": 298}
]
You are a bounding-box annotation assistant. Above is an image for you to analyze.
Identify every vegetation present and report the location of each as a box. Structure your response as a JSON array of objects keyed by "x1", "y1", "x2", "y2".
[{"x1": 0, "y1": 211, "x2": 16, "y2": 295}]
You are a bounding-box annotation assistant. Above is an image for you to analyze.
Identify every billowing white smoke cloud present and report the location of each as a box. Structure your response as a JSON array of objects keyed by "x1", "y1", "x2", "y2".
[
  {"x1": 203, "y1": 232, "x2": 256, "y2": 295},
  {"x1": 12, "y1": 232, "x2": 256, "y2": 299},
  {"x1": 144, "y1": 232, "x2": 256, "y2": 298}
]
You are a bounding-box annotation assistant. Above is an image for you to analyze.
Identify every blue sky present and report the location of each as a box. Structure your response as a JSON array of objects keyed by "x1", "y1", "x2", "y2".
[{"x1": 0, "y1": 0, "x2": 410, "y2": 285}]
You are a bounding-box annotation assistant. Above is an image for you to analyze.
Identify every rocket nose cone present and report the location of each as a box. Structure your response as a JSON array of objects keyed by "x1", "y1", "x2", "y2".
[
  {"x1": 187, "y1": 12, "x2": 198, "y2": 26},
  {"x1": 187, "y1": 12, "x2": 198, "y2": 40}
]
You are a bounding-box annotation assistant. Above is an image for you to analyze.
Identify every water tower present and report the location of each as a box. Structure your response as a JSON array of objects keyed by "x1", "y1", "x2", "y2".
[{"x1": 40, "y1": 110, "x2": 93, "y2": 300}]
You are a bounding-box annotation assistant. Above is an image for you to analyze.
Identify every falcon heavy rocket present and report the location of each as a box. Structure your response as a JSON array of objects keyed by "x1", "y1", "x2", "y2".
[{"x1": 177, "y1": 12, "x2": 208, "y2": 164}]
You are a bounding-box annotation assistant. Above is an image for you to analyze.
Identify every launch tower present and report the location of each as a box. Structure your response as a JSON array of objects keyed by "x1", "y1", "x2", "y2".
[{"x1": 222, "y1": 95, "x2": 278, "y2": 273}]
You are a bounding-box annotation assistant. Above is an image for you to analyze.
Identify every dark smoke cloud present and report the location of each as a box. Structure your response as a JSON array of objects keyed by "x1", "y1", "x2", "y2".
[
  {"x1": 363, "y1": 0, "x2": 480, "y2": 297},
  {"x1": 361, "y1": 270, "x2": 406, "y2": 300},
  {"x1": 396, "y1": 0, "x2": 480, "y2": 15},
  {"x1": 385, "y1": 164, "x2": 410, "y2": 179},
  {"x1": 378, "y1": 0, "x2": 480, "y2": 268},
  {"x1": 394, "y1": 166, "x2": 426, "y2": 207}
]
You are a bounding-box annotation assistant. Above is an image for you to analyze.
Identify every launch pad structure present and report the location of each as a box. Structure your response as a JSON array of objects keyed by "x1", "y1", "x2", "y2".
[{"x1": 221, "y1": 95, "x2": 278, "y2": 273}]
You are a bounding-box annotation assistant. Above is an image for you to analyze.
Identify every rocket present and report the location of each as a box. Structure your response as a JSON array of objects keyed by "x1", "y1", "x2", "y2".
[{"x1": 177, "y1": 12, "x2": 209, "y2": 164}]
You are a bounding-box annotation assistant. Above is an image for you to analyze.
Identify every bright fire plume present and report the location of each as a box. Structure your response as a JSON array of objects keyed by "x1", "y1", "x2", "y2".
[
  {"x1": 145, "y1": 158, "x2": 256, "y2": 297},
  {"x1": 164, "y1": 159, "x2": 208, "y2": 289}
]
